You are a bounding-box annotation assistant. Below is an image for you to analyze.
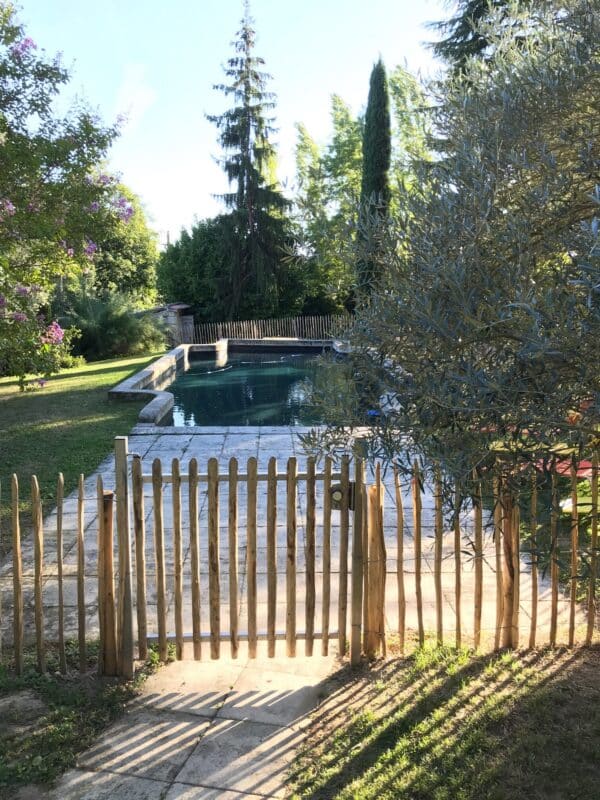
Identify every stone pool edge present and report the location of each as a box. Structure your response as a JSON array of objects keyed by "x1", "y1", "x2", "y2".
[
  {"x1": 109, "y1": 338, "x2": 333, "y2": 424},
  {"x1": 108, "y1": 342, "x2": 225, "y2": 423}
]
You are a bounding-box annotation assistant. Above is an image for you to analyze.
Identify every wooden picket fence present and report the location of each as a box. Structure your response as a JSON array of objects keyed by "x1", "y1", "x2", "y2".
[
  {"x1": 190, "y1": 314, "x2": 350, "y2": 344},
  {"x1": 0, "y1": 439, "x2": 598, "y2": 678}
]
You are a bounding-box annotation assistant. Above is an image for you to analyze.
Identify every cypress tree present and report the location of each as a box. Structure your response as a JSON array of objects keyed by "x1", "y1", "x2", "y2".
[
  {"x1": 207, "y1": 1, "x2": 291, "y2": 319},
  {"x1": 359, "y1": 58, "x2": 391, "y2": 291}
]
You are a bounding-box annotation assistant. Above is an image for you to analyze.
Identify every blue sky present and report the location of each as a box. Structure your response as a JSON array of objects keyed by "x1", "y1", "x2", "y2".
[{"x1": 19, "y1": 0, "x2": 447, "y2": 244}]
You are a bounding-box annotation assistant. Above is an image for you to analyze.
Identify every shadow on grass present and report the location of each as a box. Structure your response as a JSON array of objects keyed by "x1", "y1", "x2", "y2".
[{"x1": 289, "y1": 645, "x2": 600, "y2": 800}]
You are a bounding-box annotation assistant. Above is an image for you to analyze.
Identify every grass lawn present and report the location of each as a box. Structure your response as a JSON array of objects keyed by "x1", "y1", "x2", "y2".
[
  {"x1": 289, "y1": 644, "x2": 600, "y2": 800},
  {"x1": 0, "y1": 352, "x2": 164, "y2": 550}
]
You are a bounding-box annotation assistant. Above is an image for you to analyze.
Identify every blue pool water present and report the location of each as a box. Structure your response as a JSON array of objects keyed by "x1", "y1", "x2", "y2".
[{"x1": 168, "y1": 351, "x2": 325, "y2": 426}]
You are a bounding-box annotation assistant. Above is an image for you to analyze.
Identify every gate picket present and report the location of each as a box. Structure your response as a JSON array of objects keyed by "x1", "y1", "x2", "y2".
[
  {"x1": 247, "y1": 457, "x2": 258, "y2": 658},
  {"x1": 267, "y1": 457, "x2": 277, "y2": 657},
  {"x1": 152, "y1": 459, "x2": 168, "y2": 662},
  {"x1": 286, "y1": 457, "x2": 297, "y2": 657},
  {"x1": 229, "y1": 457, "x2": 239, "y2": 658},
  {"x1": 208, "y1": 458, "x2": 220, "y2": 660},
  {"x1": 305, "y1": 457, "x2": 316, "y2": 657},
  {"x1": 189, "y1": 458, "x2": 202, "y2": 660}
]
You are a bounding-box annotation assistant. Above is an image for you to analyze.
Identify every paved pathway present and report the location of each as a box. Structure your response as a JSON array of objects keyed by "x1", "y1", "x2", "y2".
[{"x1": 49, "y1": 646, "x2": 339, "y2": 799}]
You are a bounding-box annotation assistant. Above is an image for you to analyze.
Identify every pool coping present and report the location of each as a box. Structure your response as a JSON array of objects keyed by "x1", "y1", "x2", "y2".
[{"x1": 109, "y1": 338, "x2": 333, "y2": 425}]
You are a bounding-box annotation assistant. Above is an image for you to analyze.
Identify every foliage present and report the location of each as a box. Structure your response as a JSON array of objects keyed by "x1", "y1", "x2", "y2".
[
  {"x1": 294, "y1": 69, "x2": 430, "y2": 312},
  {"x1": 294, "y1": 97, "x2": 364, "y2": 313},
  {"x1": 205, "y1": 2, "x2": 299, "y2": 319},
  {"x1": 306, "y1": 0, "x2": 600, "y2": 501},
  {"x1": 359, "y1": 59, "x2": 392, "y2": 291},
  {"x1": 0, "y1": 3, "x2": 119, "y2": 286},
  {"x1": 63, "y1": 289, "x2": 165, "y2": 361},
  {"x1": 91, "y1": 184, "x2": 159, "y2": 305},
  {"x1": 429, "y1": 0, "x2": 531, "y2": 72},
  {"x1": 0, "y1": 268, "x2": 76, "y2": 389}
]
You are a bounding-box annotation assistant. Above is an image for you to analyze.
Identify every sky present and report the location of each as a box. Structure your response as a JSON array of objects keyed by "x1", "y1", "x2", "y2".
[{"x1": 18, "y1": 0, "x2": 448, "y2": 245}]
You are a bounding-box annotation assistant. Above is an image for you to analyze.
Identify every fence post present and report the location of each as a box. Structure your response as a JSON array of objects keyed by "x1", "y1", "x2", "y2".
[
  {"x1": 350, "y1": 458, "x2": 364, "y2": 665},
  {"x1": 115, "y1": 436, "x2": 134, "y2": 679},
  {"x1": 98, "y1": 481, "x2": 118, "y2": 677}
]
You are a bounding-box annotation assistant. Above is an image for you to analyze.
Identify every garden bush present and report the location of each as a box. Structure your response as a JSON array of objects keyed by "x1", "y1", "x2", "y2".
[{"x1": 64, "y1": 293, "x2": 165, "y2": 361}]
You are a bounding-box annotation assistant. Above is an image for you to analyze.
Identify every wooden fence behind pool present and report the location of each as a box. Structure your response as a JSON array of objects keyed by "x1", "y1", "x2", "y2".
[
  {"x1": 190, "y1": 314, "x2": 351, "y2": 344},
  {"x1": 0, "y1": 438, "x2": 598, "y2": 677}
]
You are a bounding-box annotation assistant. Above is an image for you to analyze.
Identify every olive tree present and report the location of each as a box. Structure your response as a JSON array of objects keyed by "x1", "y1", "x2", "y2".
[{"x1": 306, "y1": 0, "x2": 600, "y2": 643}]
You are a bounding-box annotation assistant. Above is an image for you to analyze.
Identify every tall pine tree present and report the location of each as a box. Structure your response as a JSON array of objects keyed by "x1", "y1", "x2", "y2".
[
  {"x1": 207, "y1": 1, "x2": 291, "y2": 319},
  {"x1": 358, "y1": 58, "x2": 391, "y2": 292}
]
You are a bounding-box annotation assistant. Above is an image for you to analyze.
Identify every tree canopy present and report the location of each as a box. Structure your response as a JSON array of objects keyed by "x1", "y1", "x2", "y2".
[
  {"x1": 205, "y1": 1, "x2": 296, "y2": 319},
  {"x1": 307, "y1": 0, "x2": 600, "y2": 493}
]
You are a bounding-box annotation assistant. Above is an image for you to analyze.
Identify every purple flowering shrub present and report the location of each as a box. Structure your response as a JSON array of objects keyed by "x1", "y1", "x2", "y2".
[{"x1": 0, "y1": 280, "x2": 76, "y2": 390}]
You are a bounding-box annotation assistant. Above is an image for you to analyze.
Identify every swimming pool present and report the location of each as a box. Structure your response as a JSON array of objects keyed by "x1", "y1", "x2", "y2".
[{"x1": 168, "y1": 350, "x2": 326, "y2": 426}]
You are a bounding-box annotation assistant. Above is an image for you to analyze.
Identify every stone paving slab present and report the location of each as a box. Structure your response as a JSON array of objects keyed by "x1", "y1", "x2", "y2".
[
  {"x1": 49, "y1": 769, "x2": 170, "y2": 800},
  {"x1": 50, "y1": 649, "x2": 339, "y2": 799}
]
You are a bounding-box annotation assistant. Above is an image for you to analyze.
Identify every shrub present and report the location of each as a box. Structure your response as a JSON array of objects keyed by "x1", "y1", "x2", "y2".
[{"x1": 64, "y1": 293, "x2": 165, "y2": 361}]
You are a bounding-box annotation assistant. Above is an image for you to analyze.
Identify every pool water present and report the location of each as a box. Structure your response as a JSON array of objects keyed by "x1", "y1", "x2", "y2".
[{"x1": 169, "y1": 351, "x2": 325, "y2": 426}]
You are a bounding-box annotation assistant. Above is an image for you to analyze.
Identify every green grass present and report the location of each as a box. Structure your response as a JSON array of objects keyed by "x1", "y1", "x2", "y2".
[
  {"x1": 289, "y1": 645, "x2": 600, "y2": 800},
  {"x1": 0, "y1": 352, "x2": 164, "y2": 549},
  {"x1": 0, "y1": 641, "x2": 170, "y2": 797}
]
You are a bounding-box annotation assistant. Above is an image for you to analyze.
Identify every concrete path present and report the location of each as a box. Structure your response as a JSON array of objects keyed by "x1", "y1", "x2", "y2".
[{"x1": 49, "y1": 646, "x2": 339, "y2": 799}]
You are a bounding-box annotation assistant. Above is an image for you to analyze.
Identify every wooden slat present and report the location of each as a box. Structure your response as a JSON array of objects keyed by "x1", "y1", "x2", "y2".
[
  {"x1": 247, "y1": 457, "x2": 258, "y2": 658},
  {"x1": 321, "y1": 457, "x2": 332, "y2": 656},
  {"x1": 362, "y1": 475, "x2": 369, "y2": 654},
  {"x1": 286, "y1": 456, "x2": 297, "y2": 657},
  {"x1": 454, "y1": 481, "x2": 462, "y2": 649},
  {"x1": 511, "y1": 500, "x2": 520, "y2": 648},
  {"x1": 114, "y1": 436, "x2": 134, "y2": 679},
  {"x1": 529, "y1": 470, "x2": 538, "y2": 649},
  {"x1": 77, "y1": 475, "x2": 86, "y2": 673},
  {"x1": 587, "y1": 449, "x2": 598, "y2": 645},
  {"x1": 338, "y1": 456, "x2": 350, "y2": 655},
  {"x1": 98, "y1": 481, "x2": 118, "y2": 676},
  {"x1": 366, "y1": 472, "x2": 385, "y2": 658},
  {"x1": 189, "y1": 458, "x2": 202, "y2": 660},
  {"x1": 32, "y1": 476, "x2": 45, "y2": 673},
  {"x1": 569, "y1": 459, "x2": 578, "y2": 647},
  {"x1": 493, "y1": 474, "x2": 503, "y2": 650},
  {"x1": 152, "y1": 458, "x2": 168, "y2": 662},
  {"x1": 56, "y1": 473, "x2": 66, "y2": 673},
  {"x1": 11, "y1": 475, "x2": 23, "y2": 676},
  {"x1": 132, "y1": 457, "x2": 147, "y2": 661},
  {"x1": 305, "y1": 457, "x2": 316, "y2": 656},
  {"x1": 267, "y1": 457, "x2": 277, "y2": 657},
  {"x1": 173, "y1": 458, "x2": 184, "y2": 660},
  {"x1": 208, "y1": 458, "x2": 220, "y2": 660},
  {"x1": 550, "y1": 467, "x2": 559, "y2": 647},
  {"x1": 229, "y1": 457, "x2": 239, "y2": 658},
  {"x1": 376, "y1": 464, "x2": 386, "y2": 658},
  {"x1": 394, "y1": 466, "x2": 406, "y2": 654},
  {"x1": 97, "y1": 476, "x2": 105, "y2": 675},
  {"x1": 473, "y1": 472, "x2": 483, "y2": 650},
  {"x1": 412, "y1": 462, "x2": 424, "y2": 647},
  {"x1": 434, "y1": 467, "x2": 443, "y2": 646},
  {"x1": 350, "y1": 458, "x2": 365, "y2": 665}
]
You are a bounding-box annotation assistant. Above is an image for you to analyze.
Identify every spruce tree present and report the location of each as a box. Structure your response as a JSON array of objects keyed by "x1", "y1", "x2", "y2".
[
  {"x1": 358, "y1": 59, "x2": 391, "y2": 292},
  {"x1": 207, "y1": 1, "x2": 291, "y2": 319},
  {"x1": 430, "y1": 0, "x2": 533, "y2": 73}
]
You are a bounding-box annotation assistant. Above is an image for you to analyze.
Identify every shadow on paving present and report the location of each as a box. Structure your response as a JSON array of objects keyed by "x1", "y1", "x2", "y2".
[
  {"x1": 47, "y1": 652, "x2": 338, "y2": 799},
  {"x1": 288, "y1": 645, "x2": 600, "y2": 800}
]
